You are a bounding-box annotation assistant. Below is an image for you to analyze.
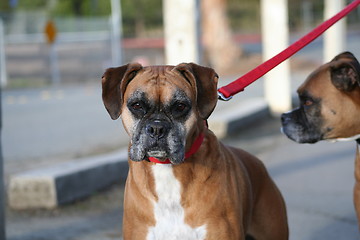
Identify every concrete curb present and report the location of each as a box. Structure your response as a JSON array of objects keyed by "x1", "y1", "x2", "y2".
[
  {"x1": 8, "y1": 98, "x2": 270, "y2": 209},
  {"x1": 9, "y1": 150, "x2": 129, "y2": 209},
  {"x1": 209, "y1": 98, "x2": 269, "y2": 138}
]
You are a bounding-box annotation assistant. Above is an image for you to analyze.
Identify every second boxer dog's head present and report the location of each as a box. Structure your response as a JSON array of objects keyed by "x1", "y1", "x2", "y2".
[
  {"x1": 102, "y1": 63, "x2": 218, "y2": 164},
  {"x1": 281, "y1": 52, "x2": 360, "y2": 143}
]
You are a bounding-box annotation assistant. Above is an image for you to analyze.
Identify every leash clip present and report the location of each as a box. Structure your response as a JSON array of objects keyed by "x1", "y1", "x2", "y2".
[{"x1": 217, "y1": 90, "x2": 233, "y2": 101}]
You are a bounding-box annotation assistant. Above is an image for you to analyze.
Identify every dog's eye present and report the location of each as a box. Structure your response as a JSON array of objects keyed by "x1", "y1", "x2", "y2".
[
  {"x1": 131, "y1": 102, "x2": 143, "y2": 110},
  {"x1": 304, "y1": 99, "x2": 313, "y2": 106},
  {"x1": 171, "y1": 102, "x2": 190, "y2": 117},
  {"x1": 128, "y1": 101, "x2": 148, "y2": 117},
  {"x1": 175, "y1": 103, "x2": 186, "y2": 112}
]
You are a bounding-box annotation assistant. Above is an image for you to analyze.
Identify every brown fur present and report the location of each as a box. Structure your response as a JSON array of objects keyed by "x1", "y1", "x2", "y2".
[
  {"x1": 102, "y1": 63, "x2": 289, "y2": 239},
  {"x1": 297, "y1": 54, "x2": 360, "y2": 139}
]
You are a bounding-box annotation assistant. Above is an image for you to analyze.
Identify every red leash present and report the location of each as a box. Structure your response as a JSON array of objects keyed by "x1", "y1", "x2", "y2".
[{"x1": 217, "y1": 0, "x2": 360, "y2": 101}]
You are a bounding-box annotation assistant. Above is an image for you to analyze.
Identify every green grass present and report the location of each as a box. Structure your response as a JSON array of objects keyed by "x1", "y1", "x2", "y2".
[{"x1": 6, "y1": 78, "x2": 50, "y2": 89}]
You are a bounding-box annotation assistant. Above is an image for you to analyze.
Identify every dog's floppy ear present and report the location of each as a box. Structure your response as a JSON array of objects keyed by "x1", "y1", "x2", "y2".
[
  {"x1": 102, "y1": 63, "x2": 143, "y2": 120},
  {"x1": 331, "y1": 51, "x2": 357, "y2": 62},
  {"x1": 330, "y1": 52, "x2": 360, "y2": 92},
  {"x1": 174, "y1": 63, "x2": 219, "y2": 119}
]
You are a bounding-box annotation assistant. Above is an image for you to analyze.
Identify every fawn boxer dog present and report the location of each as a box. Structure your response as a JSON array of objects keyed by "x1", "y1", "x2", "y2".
[
  {"x1": 281, "y1": 51, "x2": 360, "y2": 225},
  {"x1": 102, "y1": 63, "x2": 288, "y2": 240}
]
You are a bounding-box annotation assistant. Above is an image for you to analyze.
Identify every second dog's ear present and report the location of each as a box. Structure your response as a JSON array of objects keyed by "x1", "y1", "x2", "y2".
[
  {"x1": 330, "y1": 52, "x2": 360, "y2": 92},
  {"x1": 174, "y1": 63, "x2": 219, "y2": 120},
  {"x1": 102, "y1": 63, "x2": 143, "y2": 120}
]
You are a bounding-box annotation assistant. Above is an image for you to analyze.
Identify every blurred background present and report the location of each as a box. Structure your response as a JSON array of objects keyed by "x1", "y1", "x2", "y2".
[
  {"x1": 0, "y1": 0, "x2": 360, "y2": 239},
  {"x1": 1, "y1": 0, "x2": 358, "y2": 85}
]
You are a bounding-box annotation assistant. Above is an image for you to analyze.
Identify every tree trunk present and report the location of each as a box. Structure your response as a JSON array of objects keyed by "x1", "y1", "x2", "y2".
[
  {"x1": 202, "y1": 0, "x2": 242, "y2": 74},
  {"x1": 133, "y1": 0, "x2": 146, "y2": 37}
]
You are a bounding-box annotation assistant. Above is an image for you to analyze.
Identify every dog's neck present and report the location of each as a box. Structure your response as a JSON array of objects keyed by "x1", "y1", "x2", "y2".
[
  {"x1": 355, "y1": 144, "x2": 360, "y2": 184},
  {"x1": 327, "y1": 134, "x2": 360, "y2": 143}
]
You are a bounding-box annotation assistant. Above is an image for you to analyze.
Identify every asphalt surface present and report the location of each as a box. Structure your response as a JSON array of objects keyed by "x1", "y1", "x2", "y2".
[
  {"x1": 4, "y1": 30, "x2": 360, "y2": 239},
  {"x1": 0, "y1": 69, "x2": 308, "y2": 178},
  {"x1": 2, "y1": 85, "x2": 128, "y2": 178},
  {"x1": 5, "y1": 78, "x2": 360, "y2": 239},
  {"x1": 3, "y1": 30, "x2": 360, "y2": 177},
  {"x1": 256, "y1": 131, "x2": 358, "y2": 239},
  {"x1": 5, "y1": 116, "x2": 359, "y2": 240}
]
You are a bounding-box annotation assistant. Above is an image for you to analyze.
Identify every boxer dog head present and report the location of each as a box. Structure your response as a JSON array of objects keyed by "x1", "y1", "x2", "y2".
[
  {"x1": 102, "y1": 63, "x2": 218, "y2": 164},
  {"x1": 281, "y1": 52, "x2": 360, "y2": 143}
]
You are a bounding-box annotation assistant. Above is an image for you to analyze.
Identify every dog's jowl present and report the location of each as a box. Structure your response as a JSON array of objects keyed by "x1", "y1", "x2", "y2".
[{"x1": 102, "y1": 63, "x2": 289, "y2": 240}]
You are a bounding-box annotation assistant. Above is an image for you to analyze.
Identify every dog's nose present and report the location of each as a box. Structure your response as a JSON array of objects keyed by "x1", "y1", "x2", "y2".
[{"x1": 146, "y1": 120, "x2": 168, "y2": 139}]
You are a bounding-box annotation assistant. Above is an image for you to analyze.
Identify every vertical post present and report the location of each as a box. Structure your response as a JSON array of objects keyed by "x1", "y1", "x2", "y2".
[
  {"x1": 110, "y1": 0, "x2": 122, "y2": 66},
  {"x1": 0, "y1": 18, "x2": 7, "y2": 88},
  {"x1": 0, "y1": 18, "x2": 5, "y2": 240},
  {"x1": 163, "y1": 0, "x2": 200, "y2": 65},
  {"x1": 195, "y1": 0, "x2": 202, "y2": 64},
  {"x1": 0, "y1": 106, "x2": 4, "y2": 240},
  {"x1": 0, "y1": 19, "x2": 6, "y2": 238},
  {"x1": 44, "y1": 20, "x2": 60, "y2": 86},
  {"x1": 324, "y1": 0, "x2": 345, "y2": 62},
  {"x1": 261, "y1": 0, "x2": 291, "y2": 114},
  {"x1": 49, "y1": 43, "x2": 60, "y2": 86}
]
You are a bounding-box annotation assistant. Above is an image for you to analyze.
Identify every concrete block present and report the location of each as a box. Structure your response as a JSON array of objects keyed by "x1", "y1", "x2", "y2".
[
  {"x1": 8, "y1": 149, "x2": 129, "y2": 209},
  {"x1": 9, "y1": 177, "x2": 57, "y2": 209}
]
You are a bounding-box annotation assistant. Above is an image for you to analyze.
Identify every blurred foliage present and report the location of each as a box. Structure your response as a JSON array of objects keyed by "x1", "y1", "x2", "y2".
[
  {"x1": 0, "y1": 0, "x2": 162, "y2": 37},
  {"x1": 227, "y1": 0, "x2": 357, "y2": 33},
  {"x1": 0, "y1": 0, "x2": 358, "y2": 37},
  {"x1": 288, "y1": 0, "x2": 324, "y2": 30},
  {"x1": 51, "y1": 0, "x2": 111, "y2": 16},
  {"x1": 50, "y1": 0, "x2": 163, "y2": 37},
  {"x1": 16, "y1": 0, "x2": 49, "y2": 9},
  {"x1": 228, "y1": 0, "x2": 326, "y2": 32},
  {"x1": 1, "y1": 0, "x2": 47, "y2": 10},
  {"x1": 121, "y1": 0, "x2": 163, "y2": 37},
  {"x1": 228, "y1": 0, "x2": 260, "y2": 32},
  {"x1": 0, "y1": 1, "x2": 10, "y2": 11}
]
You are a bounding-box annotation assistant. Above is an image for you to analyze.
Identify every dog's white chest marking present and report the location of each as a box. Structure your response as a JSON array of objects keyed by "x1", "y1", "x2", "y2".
[
  {"x1": 327, "y1": 133, "x2": 360, "y2": 143},
  {"x1": 147, "y1": 164, "x2": 206, "y2": 240}
]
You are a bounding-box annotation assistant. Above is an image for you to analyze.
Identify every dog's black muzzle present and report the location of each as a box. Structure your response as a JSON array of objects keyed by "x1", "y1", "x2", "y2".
[{"x1": 145, "y1": 119, "x2": 170, "y2": 140}]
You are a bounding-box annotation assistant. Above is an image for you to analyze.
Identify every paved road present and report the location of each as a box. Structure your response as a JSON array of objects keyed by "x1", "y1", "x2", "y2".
[
  {"x1": 2, "y1": 23, "x2": 360, "y2": 240},
  {"x1": 224, "y1": 118, "x2": 359, "y2": 239},
  {"x1": 261, "y1": 136, "x2": 358, "y2": 239},
  {"x1": 3, "y1": 31, "x2": 359, "y2": 173},
  {"x1": 6, "y1": 117, "x2": 359, "y2": 239},
  {"x1": 2, "y1": 85, "x2": 128, "y2": 176}
]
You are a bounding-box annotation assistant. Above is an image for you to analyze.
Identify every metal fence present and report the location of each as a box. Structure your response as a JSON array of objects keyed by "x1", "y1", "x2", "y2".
[{"x1": 2, "y1": 11, "x2": 165, "y2": 86}]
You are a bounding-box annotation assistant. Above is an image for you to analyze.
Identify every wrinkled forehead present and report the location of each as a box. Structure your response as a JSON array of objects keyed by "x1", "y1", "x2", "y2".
[
  {"x1": 123, "y1": 66, "x2": 195, "y2": 103},
  {"x1": 297, "y1": 64, "x2": 331, "y2": 94}
]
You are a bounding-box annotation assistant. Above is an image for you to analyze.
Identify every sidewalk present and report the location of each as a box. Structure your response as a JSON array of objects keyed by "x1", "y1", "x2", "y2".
[
  {"x1": 7, "y1": 107, "x2": 359, "y2": 240},
  {"x1": 260, "y1": 134, "x2": 358, "y2": 239},
  {"x1": 6, "y1": 70, "x2": 309, "y2": 208},
  {"x1": 5, "y1": 40, "x2": 360, "y2": 239},
  {"x1": 5, "y1": 30, "x2": 360, "y2": 239}
]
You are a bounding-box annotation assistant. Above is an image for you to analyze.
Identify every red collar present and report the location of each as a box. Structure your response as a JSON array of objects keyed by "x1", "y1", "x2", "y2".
[{"x1": 148, "y1": 132, "x2": 205, "y2": 164}]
